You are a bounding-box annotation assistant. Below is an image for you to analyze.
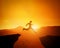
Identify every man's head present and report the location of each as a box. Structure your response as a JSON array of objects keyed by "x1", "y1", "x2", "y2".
[{"x1": 30, "y1": 21, "x2": 32, "y2": 23}]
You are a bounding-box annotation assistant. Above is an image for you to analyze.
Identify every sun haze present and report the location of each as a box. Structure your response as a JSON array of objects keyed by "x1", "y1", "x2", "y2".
[
  {"x1": 32, "y1": 24, "x2": 39, "y2": 31},
  {"x1": 0, "y1": 0, "x2": 59, "y2": 29}
]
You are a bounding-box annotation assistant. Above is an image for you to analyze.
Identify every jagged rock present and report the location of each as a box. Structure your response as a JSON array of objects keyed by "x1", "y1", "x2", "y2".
[
  {"x1": 0, "y1": 34, "x2": 20, "y2": 48},
  {"x1": 40, "y1": 36, "x2": 60, "y2": 48},
  {"x1": 39, "y1": 26, "x2": 60, "y2": 48}
]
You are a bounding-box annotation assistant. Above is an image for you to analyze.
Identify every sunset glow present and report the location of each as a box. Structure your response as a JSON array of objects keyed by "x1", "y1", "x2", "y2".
[
  {"x1": 0, "y1": 0, "x2": 59, "y2": 29},
  {"x1": 32, "y1": 24, "x2": 39, "y2": 31},
  {"x1": 0, "y1": 0, "x2": 59, "y2": 48}
]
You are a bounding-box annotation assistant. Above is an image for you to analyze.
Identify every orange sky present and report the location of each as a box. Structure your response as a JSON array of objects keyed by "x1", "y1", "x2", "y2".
[{"x1": 0, "y1": 0, "x2": 60, "y2": 29}]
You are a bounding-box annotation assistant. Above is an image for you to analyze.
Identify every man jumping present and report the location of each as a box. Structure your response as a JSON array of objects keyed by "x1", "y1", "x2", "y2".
[{"x1": 23, "y1": 21, "x2": 32, "y2": 30}]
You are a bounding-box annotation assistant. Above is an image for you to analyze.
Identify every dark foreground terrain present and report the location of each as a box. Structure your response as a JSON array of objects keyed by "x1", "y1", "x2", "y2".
[
  {"x1": 0, "y1": 26, "x2": 60, "y2": 48},
  {"x1": 0, "y1": 34, "x2": 20, "y2": 48},
  {"x1": 40, "y1": 36, "x2": 60, "y2": 48},
  {"x1": 40, "y1": 26, "x2": 60, "y2": 48}
]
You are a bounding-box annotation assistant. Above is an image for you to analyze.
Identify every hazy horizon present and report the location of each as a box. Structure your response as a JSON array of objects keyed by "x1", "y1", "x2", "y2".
[{"x1": 0, "y1": 0, "x2": 60, "y2": 29}]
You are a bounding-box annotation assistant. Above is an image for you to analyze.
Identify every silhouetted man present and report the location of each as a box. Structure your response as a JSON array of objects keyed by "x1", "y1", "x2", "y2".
[{"x1": 23, "y1": 21, "x2": 32, "y2": 30}]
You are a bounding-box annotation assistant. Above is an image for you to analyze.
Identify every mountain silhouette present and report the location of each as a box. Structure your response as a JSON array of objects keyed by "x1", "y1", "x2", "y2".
[
  {"x1": 39, "y1": 26, "x2": 60, "y2": 48},
  {"x1": 0, "y1": 26, "x2": 60, "y2": 48},
  {"x1": 0, "y1": 26, "x2": 22, "y2": 36}
]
